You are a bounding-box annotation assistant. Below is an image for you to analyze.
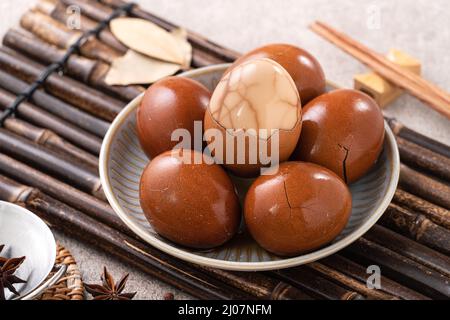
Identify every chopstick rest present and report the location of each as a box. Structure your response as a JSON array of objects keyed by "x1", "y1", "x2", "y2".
[{"x1": 354, "y1": 49, "x2": 421, "y2": 108}]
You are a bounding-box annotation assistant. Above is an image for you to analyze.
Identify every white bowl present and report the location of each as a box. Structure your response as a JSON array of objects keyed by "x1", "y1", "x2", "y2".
[
  {"x1": 99, "y1": 64, "x2": 400, "y2": 271},
  {"x1": 0, "y1": 201, "x2": 66, "y2": 300}
]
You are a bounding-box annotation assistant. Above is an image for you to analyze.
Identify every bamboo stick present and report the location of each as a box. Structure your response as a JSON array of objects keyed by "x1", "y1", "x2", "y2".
[
  {"x1": 20, "y1": 9, "x2": 80, "y2": 52},
  {"x1": 400, "y1": 164, "x2": 450, "y2": 210},
  {"x1": 0, "y1": 47, "x2": 124, "y2": 121},
  {"x1": 36, "y1": 0, "x2": 128, "y2": 53},
  {"x1": 343, "y1": 238, "x2": 450, "y2": 299},
  {"x1": 393, "y1": 189, "x2": 450, "y2": 230},
  {"x1": 0, "y1": 87, "x2": 101, "y2": 155},
  {"x1": 366, "y1": 225, "x2": 450, "y2": 277},
  {"x1": 387, "y1": 117, "x2": 450, "y2": 159},
  {"x1": 2, "y1": 117, "x2": 98, "y2": 168},
  {"x1": 79, "y1": 0, "x2": 241, "y2": 65},
  {"x1": 200, "y1": 267, "x2": 313, "y2": 300},
  {"x1": 0, "y1": 175, "x2": 33, "y2": 203},
  {"x1": 0, "y1": 175, "x2": 253, "y2": 300},
  {"x1": 275, "y1": 266, "x2": 365, "y2": 300},
  {"x1": 21, "y1": 10, "x2": 122, "y2": 64},
  {"x1": 381, "y1": 203, "x2": 450, "y2": 256},
  {"x1": 190, "y1": 47, "x2": 227, "y2": 68},
  {"x1": 0, "y1": 153, "x2": 127, "y2": 236},
  {"x1": 320, "y1": 255, "x2": 429, "y2": 300},
  {"x1": 305, "y1": 262, "x2": 398, "y2": 300},
  {"x1": 3, "y1": 28, "x2": 144, "y2": 102},
  {"x1": 3, "y1": 29, "x2": 97, "y2": 83},
  {"x1": 61, "y1": 0, "x2": 114, "y2": 24},
  {"x1": 0, "y1": 129, "x2": 105, "y2": 200},
  {"x1": 396, "y1": 136, "x2": 450, "y2": 181},
  {"x1": 0, "y1": 70, "x2": 109, "y2": 138}
]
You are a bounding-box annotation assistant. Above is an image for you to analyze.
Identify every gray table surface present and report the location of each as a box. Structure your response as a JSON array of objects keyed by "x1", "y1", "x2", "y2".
[{"x1": 0, "y1": 0, "x2": 448, "y2": 299}]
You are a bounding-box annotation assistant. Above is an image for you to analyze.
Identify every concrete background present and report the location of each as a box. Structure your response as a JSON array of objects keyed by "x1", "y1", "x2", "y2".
[{"x1": 0, "y1": 0, "x2": 448, "y2": 299}]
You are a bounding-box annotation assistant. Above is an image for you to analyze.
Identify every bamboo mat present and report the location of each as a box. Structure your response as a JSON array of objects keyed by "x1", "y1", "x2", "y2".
[{"x1": 0, "y1": 0, "x2": 448, "y2": 300}]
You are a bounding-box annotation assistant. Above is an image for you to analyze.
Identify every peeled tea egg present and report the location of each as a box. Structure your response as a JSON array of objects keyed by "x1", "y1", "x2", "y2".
[
  {"x1": 244, "y1": 162, "x2": 352, "y2": 256},
  {"x1": 136, "y1": 76, "x2": 211, "y2": 159},
  {"x1": 139, "y1": 149, "x2": 241, "y2": 249},
  {"x1": 291, "y1": 89, "x2": 385, "y2": 183},
  {"x1": 228, "y1": 43, "x2": 326, "y2": 104},
  {"x1": 204, "y1": 58, "x2": 302, "y2": 177}
]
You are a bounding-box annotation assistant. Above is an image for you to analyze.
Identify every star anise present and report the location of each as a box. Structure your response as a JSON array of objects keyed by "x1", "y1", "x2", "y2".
[
  {"x1": 85, "y1": 267, "x2": 136, "y2": 300},
  {"x1": 0, "y1": 245, "x2": 27, "y2": 300}
]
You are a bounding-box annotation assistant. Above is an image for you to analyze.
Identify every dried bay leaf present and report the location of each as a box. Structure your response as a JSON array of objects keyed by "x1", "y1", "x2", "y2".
[
  {"x1": 171, "y1": 28, "x2": 192, "y2": 69},
  {"x1": 105, "y1": 50, "x2": 180, "y2": 86},
  {"x1": 110, "y1": 17, "x2": 185, "y2": 65}
]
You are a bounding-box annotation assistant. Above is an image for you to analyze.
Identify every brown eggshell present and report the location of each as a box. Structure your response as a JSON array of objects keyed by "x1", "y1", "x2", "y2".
[
  {"x1": 244, "y1": 162, "x2": 352, "y2": 256},
  {"x1": 139, "y1": 149, "x2": 241, "y2": 249},
  {"x1": 228, "y1": 43, "x2": 326, "y2": 104},
  {"x1": 292, "y1": 89, "x2": 385, "y2": 183},
  {"x1": 204, "y1": 58, "x2": 302, "y2": 178},
  {"x1": 136, "y1": 77, "x2": 211, "y2": 159}
]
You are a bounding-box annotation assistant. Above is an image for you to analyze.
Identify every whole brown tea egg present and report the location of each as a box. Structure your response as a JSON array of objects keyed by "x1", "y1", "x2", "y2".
[
  {"x1": 137, "y1": 77, "x2": 211, "y2": 159},
  {"x1": 244, "y1": 162, "x2": 352, "y2": 256},
  {"x1": 292, "y1": 89, "x2": 385, "y2": 183},
  {"x1": 139, "y1": 149, "x2": 241, "y2": 249},
  {"x1": 228, "y1": 43, "x2": 326, "y2": 104},
  {"x1": 204, "y1": 58, "x2": 302, "y2": 177}
]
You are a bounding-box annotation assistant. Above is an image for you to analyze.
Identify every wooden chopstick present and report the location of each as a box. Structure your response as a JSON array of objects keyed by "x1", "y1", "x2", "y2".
[
  {"x1": 311, "y1": 21, "x2": 450, "y2": 106},
  {"x1": 310, "y1": 21, "x2": 450, "y2": 119}
]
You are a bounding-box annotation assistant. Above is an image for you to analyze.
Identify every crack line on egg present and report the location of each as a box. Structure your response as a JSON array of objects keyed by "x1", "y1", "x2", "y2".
[
  {"x1": 338, "y1": 144, "x2": 350, "y2": 184},
  {"x1": 282, "y1": 174, "x2": 327, "y2": 216},
  {"x1": 282, "y1": 178, "x2": 315, "y2": 230},
  {"x1": 282, "y1": 179, "x2": 294, "y2": 211}
]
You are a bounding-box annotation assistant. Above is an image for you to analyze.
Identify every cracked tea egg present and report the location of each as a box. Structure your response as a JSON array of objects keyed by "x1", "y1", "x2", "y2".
[
  {"x1": 204, "y1": 58, "x2": 302, "y2": 177},
  {"x1": 227, "y1": 43, "x2": 326, "y2": 104},
  {"x1": 139, "y1": 149, "x2": 241, "y2": 249},
  {"x1": 291, "y1": 89, "x2": 385, "y2": 183},
  {"x1": 137, "y1": 77, "x2": 211, "y2": 159},
  {"x1": 244, "y1": 162, "x2": 352, "y2": 256}
]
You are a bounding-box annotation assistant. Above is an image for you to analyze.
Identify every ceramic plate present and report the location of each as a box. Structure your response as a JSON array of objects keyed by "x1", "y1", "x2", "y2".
[{"x1": 99, "y1": 64, "x2": 400, "y2": 271}]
